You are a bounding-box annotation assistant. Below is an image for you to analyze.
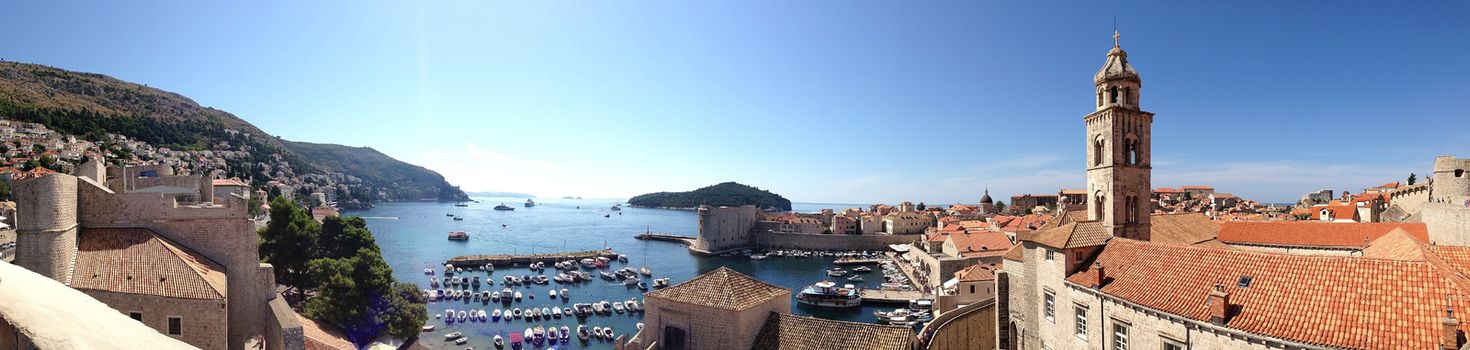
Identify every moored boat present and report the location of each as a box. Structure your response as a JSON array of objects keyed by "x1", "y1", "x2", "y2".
[
  {"x1": 495, "y1": 203, "x2": 516, "y2": 211},
  {"x1": 796, "y1": 281, "x2": 862, "y2": 308},
  {"x1": 447, "y1": 231, "x2": 469, "y2": 241}
]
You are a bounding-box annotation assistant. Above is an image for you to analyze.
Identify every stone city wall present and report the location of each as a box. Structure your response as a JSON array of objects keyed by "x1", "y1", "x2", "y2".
[
  {"x1": 85, "y1": 289, "x2": 229, "y2": 350},
  {"x1": 1426, "y1": 204, "x2": 1470, "y2": 246},
  {"x1": 639, "y1": 296, "x2": 788, "y2": 350},
  {"x1": 265, "y1": 296, "x2": 305, "y2": 350},
  {"x1": 13, "y1": 173, "x2": 78, "y2": 282},
  {"x1": 1432, "y1": 156, "x2": 1470, "y2": 204},
  {"x1": 752, "y1": 231, "x2": 923, "y2": 251},
  {"x1": 694, "y1": 205, "x2": 762, "y2": 253}
]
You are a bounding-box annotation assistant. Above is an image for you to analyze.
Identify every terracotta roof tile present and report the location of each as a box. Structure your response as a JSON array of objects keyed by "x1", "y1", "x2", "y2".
[
  {"x1": 1148, "y1": 213, "x2": 1219, "y2": 246},
  {"x1": 751, "y1": 312, "x2": 914, "y2": 350},
  {"x1": 1002, "y1": 246, "x2": 1025, "y2": 261},
  {"x1": 954, "y1": 264, "x2": 996, "y2": 282},
  {"x1": 947, "y1": 231, "x2": 1013, "y2": 258},
  {"x1": 1362, "y1": 229, "x2": 1429, "y2": 261},
  {"x1": 71, "y1": 228, "x2": 227, "y2": 300},
  {"x1": 644, "y1": 267, "x2": 789, "y2": 311},
  {"x1": 1028, "y1": 221, "x2": 1111, "y2": 249},
  {"x1": 1068, "y1": 238, "x2": 1470, "y2": 349},
  {"x1": 1217, "y1": 222, "x2": 1428, "y2": 248},
  {"x1": 298, "y1": 312, "x2": 355, "y2": 350}
]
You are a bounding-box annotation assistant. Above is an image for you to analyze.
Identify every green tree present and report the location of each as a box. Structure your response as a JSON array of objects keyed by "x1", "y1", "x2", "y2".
[
  {"x1": 1408, "y1": 173, "x2": 1417, "y2": 185},
  {"x1": 378, "y1": 283, "x2": 429, "y2": 340},
  {"x1": 31, "y1": 144, "x2": 44, "y2": 153},
  {"x1": 304, "y1": 247, "x2": 401, "y2": 345},
  {"x1": 21, "y1": 159, "x2": 39, "y2": 171},
  {"x1": 916, "y1": 202, "x2": 926, "y2": 211},
  {"x1": 258, "y1": 196, "x2": 320, "y2": 294},
  {"x1": 316, "y1": 216, "x2": 378, "y2": 260},
  {"x1": 995, "y1": 201, "x2": 1007, "y2": 213}
]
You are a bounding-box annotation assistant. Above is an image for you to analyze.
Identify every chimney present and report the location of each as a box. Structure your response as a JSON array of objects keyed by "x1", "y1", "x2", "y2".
[
  {"x1": 1208, "y1": 284, "x2": 1230, "y2": 325},
  {"x1": 1091, "y1": 263, "x2": 1106, "y2": 289},
  {"x1": 1445, "y1": 305, "x2": 1461, "y2": 350}
]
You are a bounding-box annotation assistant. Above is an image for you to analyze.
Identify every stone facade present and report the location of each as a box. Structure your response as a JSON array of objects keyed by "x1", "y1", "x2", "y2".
[
  {"x1": 13, "y1": 172, "x2": 78, "y2": 283},
  {"x1": 87, "y1": 289, "x2": 229, "y2": 350},
  {"x1": 1432, "y1": 155, "x2": 1470, "y2": 205},
  {"x1": 693, "y1": 205, "x2": 763, "y2": 253}
]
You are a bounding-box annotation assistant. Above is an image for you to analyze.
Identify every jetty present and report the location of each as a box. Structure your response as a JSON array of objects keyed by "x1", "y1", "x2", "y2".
[
  {"x1": 445, "y1": 249, "x2": 619, "y2": 268},
  {"x1": 634, "y1": 232, "x2": 696, "y2": 246},
  {"x1": 832, "y1": 257, "x2": 885, "y2": 265},
  {"x1": 860, "y1": 289, "x2": 927, "y2": 305}
]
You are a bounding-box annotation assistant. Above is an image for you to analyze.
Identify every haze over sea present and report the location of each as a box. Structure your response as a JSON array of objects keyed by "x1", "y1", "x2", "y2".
[{"x1": 347, "y1": 197, "x2": 886, "y2": 349}]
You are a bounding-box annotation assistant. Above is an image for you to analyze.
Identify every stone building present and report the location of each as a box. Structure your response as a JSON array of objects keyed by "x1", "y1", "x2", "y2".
[
  {"x1": 693, "y1": 205, "x2": 764, "y2": 254},
  {"x1": 883, "y1": 211, "x2": 933, "y2": 235},
  {"x1": 621, "y1": 267, "x2": 914, "y2": 350},
  {"x1": 7, "y1": 163, "x2": 295, "y2": 350},
  {"x1": 999, "y1": 32, "x2": 1470, "y2": 350}
]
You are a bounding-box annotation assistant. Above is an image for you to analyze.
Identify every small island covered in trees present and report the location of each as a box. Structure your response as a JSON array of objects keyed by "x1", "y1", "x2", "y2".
[{"x1": 628, "y1": 182, "x2": 792, "y2": 211}]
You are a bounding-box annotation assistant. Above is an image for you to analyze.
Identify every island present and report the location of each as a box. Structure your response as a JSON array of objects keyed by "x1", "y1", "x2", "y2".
[{"x1": 628, "y1": 182, "x2": 792, "y2": 211}]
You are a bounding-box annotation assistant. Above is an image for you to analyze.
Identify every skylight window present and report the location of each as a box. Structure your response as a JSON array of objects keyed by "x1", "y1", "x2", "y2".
[{"x1": 1237, "y1": 275, "x2": 1254, "y2": 288}]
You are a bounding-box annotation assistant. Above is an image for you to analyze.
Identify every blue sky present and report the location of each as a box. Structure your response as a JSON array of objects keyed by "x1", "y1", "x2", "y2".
[{"x1": 2, "y1": 1, "x2": 1466, "y2": 204}]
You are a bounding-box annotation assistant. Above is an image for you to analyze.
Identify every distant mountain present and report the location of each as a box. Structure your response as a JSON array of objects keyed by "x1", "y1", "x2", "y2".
[
  {"x1": 0, "y1": 61, "x2": 467, "y2": 203},
  {"x1": 628, "y1": 182, "x2": 792, "y2": 211}
]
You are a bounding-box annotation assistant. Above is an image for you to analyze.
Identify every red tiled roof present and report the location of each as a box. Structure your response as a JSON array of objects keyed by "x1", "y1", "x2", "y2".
[
  {"x1": 1068, "y1": 238, "x2": 1470, "y2": 350},
  {"x1": 1002, "y1": 246, "x2": 1025, "y2": 261},
  {"x1": 1153, "y1": 187, "x2": 1184, "y2": 193},
  {"x1": 954, "y1": 264, "x2": 996, "y2": 282},
  {"x1": 1180, "y1": 185, "x2": 1214, "y2": 190},
  {"x1": 1027, "y1": 221, "x2": 1110, "y2": 249},
  {"x1": 298, "y1": 312, "x2": 355, "y2": 350},
  {"x1": 71, "y1": 228, "x2": 227, "y2": 300},
  {"x1": 211, "y1": 178, "x2": 250, "y2": 187},
  {"x1": 1217, "y1": 221, "x2": 1428, "y2": 248},
  {"x1": 645, "y1": 267, "x2": 790, "y2": 311},
  {"x1": 947, "y1": 231, "x2": 1013, "y2": 258},
  {"x1": 1308, "y1": 205, "x2": 1360, "y2": 221},
  {"x1": 1148, "y1": 213, "x2": 1220, "y2": 246}
]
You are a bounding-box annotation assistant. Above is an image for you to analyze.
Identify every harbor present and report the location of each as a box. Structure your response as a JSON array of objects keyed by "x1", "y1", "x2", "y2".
[{"x1": 352, "y1": 199, "x2": 930, "y2": 349}]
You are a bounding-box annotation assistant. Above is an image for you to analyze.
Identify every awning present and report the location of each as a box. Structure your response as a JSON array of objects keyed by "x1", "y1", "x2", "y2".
[
  {"x1": 942, "y1": 277, "x2": 959, "y2": 289},
  {"x1": 889, "y1": 244, "x2": 911, "y2": 253}
]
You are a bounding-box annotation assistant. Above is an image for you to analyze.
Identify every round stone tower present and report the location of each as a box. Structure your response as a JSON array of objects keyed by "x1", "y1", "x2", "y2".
[
  {"x1": 13, "y1": 171, "x2": 80, "y2": 283},
  {"x1": 1432, "y1": 155, "x2": 1470, "y2": 205}
]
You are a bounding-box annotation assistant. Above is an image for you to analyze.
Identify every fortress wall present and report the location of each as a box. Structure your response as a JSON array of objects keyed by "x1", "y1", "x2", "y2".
[
  {"x1": 13, "y1": 174, "x2": 78, "y2": 282},
  {"x1": 694, "y1": 205, "x2": 761, "y2": 253},
  {"x1": 751, "y1": 231, "x2": 922, "y2": 251},
  {"x1": 1389, "y1": 184, "x2": 1431, "y2": 215},
  {"x1": 1432, "y1": 156, "x2": 1470, "y2": 204},
  {"x1": 1425, "y1": 204, "x2": 1470, "y2": 246}
]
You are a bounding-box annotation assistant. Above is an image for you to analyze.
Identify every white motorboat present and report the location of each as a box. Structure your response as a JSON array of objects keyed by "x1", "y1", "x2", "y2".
[
  {"x1": 492, "y1": 309, "x2": 502, "y2": 321},
  {"x1": 444, "y1": 331, "x2": 465, "y2": 340},
  {"x1": 493, "y1": 335, "x2": 504, "y2": 348},
  {"x1": 541, "y1": 307, "x2": 551, "y2": 318},
  {"x1": 552, "y1": 307, "x2": 562, "y2": 318},
  {"x1": 612, "y1": 302, "x2": 625, "y2": 314},
  {"x1": 512, "y1": 308, "x2": 522, "y2": 319},
  {"x1": 559, "y1": 326, "x2": 571, "y2": 344},
  {"x1": 549, "y1": 289, "x2": 558, "y2": 299},
  {"x1": 514, "y1": 291, "x2": 522, "y2": 301},
  {"x1": 457, "y1": 310, "x2": 467, "y2": 322},
  {"x1": 639, "y1": 266, "x2": 651, "y2": 276}
]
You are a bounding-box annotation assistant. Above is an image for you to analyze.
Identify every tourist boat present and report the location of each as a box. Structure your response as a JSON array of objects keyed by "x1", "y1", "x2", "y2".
[
  {"x1": 444, "y1": 331, "x2": 465, "y2": 340},
  {"x1": 879, "y1": 282, "x2": 906, "y2": 291},
  {"x1": 512, "y1": 308, "x2": 522, "y2": 319},
  {"x1": 796, "y1": 281, "x2": 862, "y2": 308},
  {"x1": 909, "y1": 298, "x2": 934, "y2": 311},
  {"x1": 639, "y1": 266, "x2": 651, "y2": 276},
  {"x1": 853, "y1": 266, "x2": 873, "y2": 273},
  {"x1": 653, "y1": 278, "x2": 671, "y2": 289},
  {"x1": 847, "y1": 275, "x2": 865, "y2": 282},
  {"x1": 422, "y1": 325, "x2": 435, "y2": 332},
  {"x1": 448, "y1": 231, "x2": 469, "y2": 241},
  {"x1": 559, "y1": 326, "x2": 571, "y2": 344},
  {"x1": 577, "y1": 325, "x2": 590, "y2": 341},
  {"x1": 749, "y1": 253, "x2": 768, "y2": 260},
  {"x1": 612, "y1": 302, "x2": 625, "y2": 314},
  {"x1": 493, "y1": 335, "x2": 504, "y2": 349},
  {"x1": 524, "y1": 199, "x2": 536, "y2": 207},
  {"x1": 827, "y1": 268, "x2": 847, "y2": 277},
  {"x1": 494, "y1": 203, "x2": 515, "y2": 211}
]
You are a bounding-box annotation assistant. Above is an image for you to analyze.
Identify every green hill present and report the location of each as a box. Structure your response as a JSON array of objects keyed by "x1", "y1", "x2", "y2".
[
  {"x1": 0, "y1": 61, "x2": 467, "y2": 203},
  {"x1": 628, "y1": 182, "x2": 791, "y2": 211}
]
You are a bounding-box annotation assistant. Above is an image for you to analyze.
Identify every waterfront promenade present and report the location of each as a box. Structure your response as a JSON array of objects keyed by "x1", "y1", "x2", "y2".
[{"x1": 444, "y1": 249, "x2": 619, "y2": 268}]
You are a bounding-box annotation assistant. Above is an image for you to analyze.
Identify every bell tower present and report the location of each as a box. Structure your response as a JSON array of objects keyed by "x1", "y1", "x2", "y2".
[{"x1": 1085, "y1": 31, "x2": 1153, "y2": 240}]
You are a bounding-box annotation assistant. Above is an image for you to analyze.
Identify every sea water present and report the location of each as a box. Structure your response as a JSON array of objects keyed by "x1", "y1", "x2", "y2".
[{"x1": 350, "y1": 197, "x2": 894, "y2": 349}]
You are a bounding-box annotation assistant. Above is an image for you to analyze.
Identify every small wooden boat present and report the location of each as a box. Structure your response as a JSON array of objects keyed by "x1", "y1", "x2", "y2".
[{"x1": 444, "y1": 331, "x2": 464, "y2": 340}]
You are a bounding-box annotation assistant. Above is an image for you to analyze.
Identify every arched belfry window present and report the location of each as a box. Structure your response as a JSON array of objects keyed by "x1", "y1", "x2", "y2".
[
  {"x1": 1093, "y1": 136, "x2": 1105, "y2": 166},
  {"x1": 1095, "y1": 193, "x2": 1106, "y2": 220},
  {"x1": 1109, "y1": 86, "x2": 1119, "y2": 104},
  {"x1": 1097, "y1": 90, "x2": 1103, "y2": 107},
  {"x1": 1123, "y1": 87, "x2": 1131, "y2": 106},
  {"x1": 1125, "y1": 139, "x2": 1138, "y2": 165}
]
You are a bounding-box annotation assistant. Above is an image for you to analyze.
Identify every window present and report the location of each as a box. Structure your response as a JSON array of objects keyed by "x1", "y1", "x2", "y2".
[
  {"x1": 969, "y1": 285, "x2": 976, "y2": 294},
  {"x1": 664, "y1": 326, "x2": 688, "y2": 350},
  {"x1": 1162, "y1": 339, "x2": 1185, "y2": 350},
  {"x1": 1112, "y1": 323, "x2": 1130, "y2": 350},
  {"x1": 167, "y1": 316, "x2": 182, "y2": 336},
  {"x1": 1044, "y1": 291, "x2": 1056, "y2": 321},
  {"x1": 1458, "y1": 169, "x2": 1465, "y2": 178},
  {"x1": 1074, "y1": 305, "x2": 1089, "y2": 338},
  {"x1": 1095, "y1": 194, "x2": 1106, "y2": 221},
  {"x1": 1074, "y1": 251, "x2": 1082, "y2": 261},
  {"x1": 1125, "y1": 139, "x2": 1138, "y2": 165},
  {"x1": 1109, "y1": 86, "x2": 1119, "y2": 103},
  {"x1": 1046, "y1": 250, "x2": 1055, "y2": 261},
  {"x1": 1123, "y1": 87, "x2": 1132, "y2": 105},
  {"x1": 1097, "y1": 91, "x2": 1103, "y2": 107},
  {"x1": 129, "y1": 312, "x2": 142, "y2": 322},
  {"x1": 1094, "y1": 136, "x2": 1105, "y2": 166},
  {"x1": 1237, "y1": 275, "x2": 1254, "y2": 288}
]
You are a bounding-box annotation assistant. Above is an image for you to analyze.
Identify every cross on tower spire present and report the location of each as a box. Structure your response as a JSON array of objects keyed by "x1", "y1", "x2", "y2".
[{"x1": 1113, "y1": 30, "x2": 1120, "y2": 48}]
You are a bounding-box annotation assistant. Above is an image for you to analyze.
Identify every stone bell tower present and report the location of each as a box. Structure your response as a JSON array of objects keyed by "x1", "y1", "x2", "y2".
[{"x1": 1085, "y1": 31, "x2": 1153, "y2": 240}]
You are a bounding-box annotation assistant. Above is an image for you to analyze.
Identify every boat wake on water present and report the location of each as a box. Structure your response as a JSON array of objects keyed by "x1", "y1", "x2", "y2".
[{"x1": 358, "y1": 216, "x2": 399, "y2": 220}]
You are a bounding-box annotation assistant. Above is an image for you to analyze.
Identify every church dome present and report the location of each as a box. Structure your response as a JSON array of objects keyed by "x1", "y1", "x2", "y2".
[
  {"x1": 980, "y1": 189, "x2": 994, "y2": 204},
  {"x1": 1094, "y1": 33, "x2": 1141, "y2": 85}
]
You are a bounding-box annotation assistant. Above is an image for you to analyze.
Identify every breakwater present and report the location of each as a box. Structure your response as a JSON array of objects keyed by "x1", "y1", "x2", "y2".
[{"x1": 444, "y1": 249, "x2": 620, "y2": 268}]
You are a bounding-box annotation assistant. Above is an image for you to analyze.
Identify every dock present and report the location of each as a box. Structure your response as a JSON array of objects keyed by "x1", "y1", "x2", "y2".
[
  {"x1": 445, "y1": 249, "x2": 619, "y2": 268},
  {"x1": 833, "y1": 257, "x2": 884, "y2": 265},
  {"x1": 861, "y1": 289, "x2": 927, "y2": 305},
  {"x1": 634, "y1": 232, "x2": 696, "y2": 246}
]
